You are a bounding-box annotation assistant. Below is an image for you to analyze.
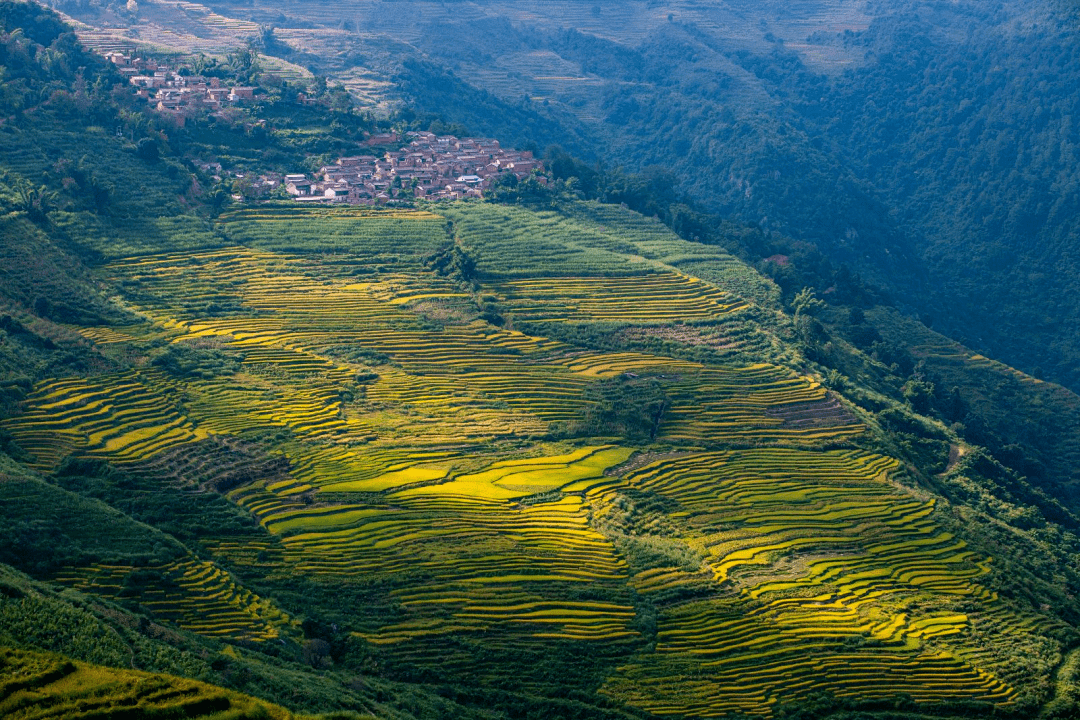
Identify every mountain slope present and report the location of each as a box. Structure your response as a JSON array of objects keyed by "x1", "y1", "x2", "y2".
[
  {"x1": 2, "y1": 3, "x2": 1080, "y2": 719},
  {"x1": 4, "y1": 197, "x2": 1078, "y2": 718},
  {"x1": 0, "y1": 646, "x2": 297, "y2": 720}
]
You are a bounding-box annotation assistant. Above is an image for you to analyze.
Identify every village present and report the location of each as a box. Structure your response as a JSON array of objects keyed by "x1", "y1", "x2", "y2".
[
  {"x1": 102, "y1": 51, "x2": 257, "y2": 114},
  {"x1": 100, "y1": 50, "x2": 545, "y2": 203},
  {"x1": 282, "y1": 132, "x2": 545, "y2": 204}
]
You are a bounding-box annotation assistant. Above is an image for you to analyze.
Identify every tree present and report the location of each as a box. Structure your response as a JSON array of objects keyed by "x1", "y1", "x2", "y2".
[
  {"x1": 301, "y1": 639, "x2": 332, "y2": 668},
  {"x1": 225, "y1": 47, "x2": 258, "y2": 84},
  {"x1": 12, "y1": 179, "x2": 57, "y2": 221},
  {"x1": 189, "y1": 53, "x2": 217, "y2": 77},
  {"x1": 86, "y1": 174, "x2": 111, "y2": 213},
  {"x1": 135, "y1": 137, "x2": 159, "y2": 162},
  {"x1": 902, "y1": 378, "x2": 936, "y2": 415},
  {"x1": 207, "y1": 182, "x2": 231, "y2": 216},
  {"x1": 791, "y1": 287, "x2": 825, "y2": 322},
  {"x1": 258, "y1": 24, "x2": 276, "y2": 50}
]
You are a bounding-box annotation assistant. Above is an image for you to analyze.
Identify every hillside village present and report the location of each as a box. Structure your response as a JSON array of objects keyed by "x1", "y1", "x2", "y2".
[
  {"x1": 103, "y1": 51, "x2": 256, "y2": 115},
  {"x1": 100, "y1": 50, "x2": 545, "y2": 203},
  {"x1": 283, "y1": 132, "x2": 545, "y2": 204}
]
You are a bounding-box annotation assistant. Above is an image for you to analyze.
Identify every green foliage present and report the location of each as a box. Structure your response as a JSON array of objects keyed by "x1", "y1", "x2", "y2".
[
  {"x1": 0, "y1": 574, "x2": 134, "y2": 668},
  {"x1": 0, "y1": 457, "x2": 186, "y2": 575},
  {"x1": 483, "y1": 172, "x2": 564, "y2": 207},
  {"x1": 791, "y1": 287, "x2": 825, "y2": 322},
  {"x1": 901, "y1": 377, "x2": 935, "y2": 415},
  {"x1": 151, "y1": 343, "x2": 241, "y2": 380},
  {"x1": 135, "y1": 137, "x2": 160, "y2": 163},
  {"x1": 423, "y1": 242, "x2": 476, "y2": 286},
  {"x1": 7, "y1": 178, "x2": 57, "y2": 221},
  {"x1": 555, "y1": 375, "x2": 669, "y2": 443},
  {"x1": 865, "y1": 307, "x2": 1080, "y2": 506}
]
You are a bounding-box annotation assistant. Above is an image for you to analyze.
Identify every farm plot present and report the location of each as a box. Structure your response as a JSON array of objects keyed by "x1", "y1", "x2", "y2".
[
  {"x1": 438, "y1": 202, "x2": 755, "y2": 285},
  {"x1": 0, "y1": 647, "x2": 293, "y2": 720},
  {"x1": 53, "y1": 557, "x2": 291, "y2": 642},
  {"x1": 1, "y1": 371, "x2": 209, "y2": 471},
  {"x1": 598, "y1": 448, "x2": 1023, "y2": 715},
  {"x1": 618, "y1": 317, "x2": 771, "y2": 360},
  {"x1": 274, "y1": 443, "x2": 460, "y2": 495},
  {"x1": 234, "y1": 447, "x2": 639, "y2": 646},
  {"x1": 175, "y1": 368, "x2": 375, "y2": 441},
  {"x1": 104, "y1": 248, "x2": 573, "y2": 442},
  {"x1": 657, "y1": 366, "x2": 865, "y2": 444},
  {"x1": 217, "y1": 206, "x2": 449, "y2": 256},
  {"x1": 490, "y1": 272, "x2": 746, "y2": 323},
  {"x1": 107, "y1": 242, "x2": 814, "y2": 446}
]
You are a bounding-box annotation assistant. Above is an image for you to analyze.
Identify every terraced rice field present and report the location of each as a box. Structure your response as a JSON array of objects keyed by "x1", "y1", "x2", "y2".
[
  {"x1": 53, "y1": 557, "x2": 291, "y2": 642},
  {"x1": 7, "y1": 203, "x2": 1052, "y2": 716},
  {"x1": 491, "y1": 272, "x2": 747, "y2": 323},
  {"x1": 0, "y1": 647, "x2": 292, "y2": 719},
  {"x1": 217, "y1": 206, "x2": 448, "y2": 255},
  {"x1": 598, "y1": 448, "x2": 1021, "y2": 716},
  {"x1": 89, "y1": 238, "x2": 842, "y2": 448},
  {"x1": 1, "y1": 371, "x2": 210, "y2": 471},
  {"x1": 657, "y1": 366, "x2": 864, "y2": 443},
  {"x1": 230, "y1": 446, "x2": 640, "y2": 644}
]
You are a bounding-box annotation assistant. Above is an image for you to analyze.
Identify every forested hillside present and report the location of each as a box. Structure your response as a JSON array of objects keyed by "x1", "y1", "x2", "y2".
[{"x1": 4, "y1": 2, "x2": 1080, "y2": 719}]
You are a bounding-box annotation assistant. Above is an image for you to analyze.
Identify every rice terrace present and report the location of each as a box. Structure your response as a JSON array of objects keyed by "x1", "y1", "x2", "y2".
[{"x1": 3, "y1": 197, "x2": 1071, "y2": 718}]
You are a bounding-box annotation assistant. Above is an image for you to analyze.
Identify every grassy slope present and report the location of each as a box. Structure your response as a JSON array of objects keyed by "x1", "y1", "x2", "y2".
[{"x1": 3, "y1": 188, "x2": 1080, "y2": 718}]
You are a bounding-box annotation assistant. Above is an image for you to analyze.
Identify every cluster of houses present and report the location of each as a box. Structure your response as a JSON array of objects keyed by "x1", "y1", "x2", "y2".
[
  {"x1": 99, "y1": 50, "x2": 545, "y2": 204},
  {"x1": 102, "y1": 52, "x2": 256, "y2": 116},
  {"x1": 283, "y1": 132, "x2": 546, "y2": 204}
]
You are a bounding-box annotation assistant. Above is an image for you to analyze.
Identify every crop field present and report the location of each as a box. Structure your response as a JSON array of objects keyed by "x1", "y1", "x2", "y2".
[
  {"x1": 0, "y1": 647, "x2": 292, "y2": 720},
  {"x1": 490, "y1": 272, "x2": 747, "y2": 323},
  {"x1": 87, "y1": 232, "x2": 846, "y2": 450},
  {"x1": 217, "y1": 206, "x2": 449, "y2": 256},
  {"x1": 53, "y1": 557, "x2": 291, "y2": 642},
  {"x1": 4, "y1": 202, "x2": 1055, "y2": 716},
  {"x1": 1, "y1": 371, "x2": 210, "y2": 471},
  {"x1": 657, "y1": 366, "x2": 865, "y2": 443},
  {"x1": 263, "y1": 448, "x2": 641, "y2": 646},
  {"x1": 597, "y1": 448, "x2": 1028, "y2": 716},
  {"x1": 439, "y1": 202, "x2": 763, "y2": 285}
]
